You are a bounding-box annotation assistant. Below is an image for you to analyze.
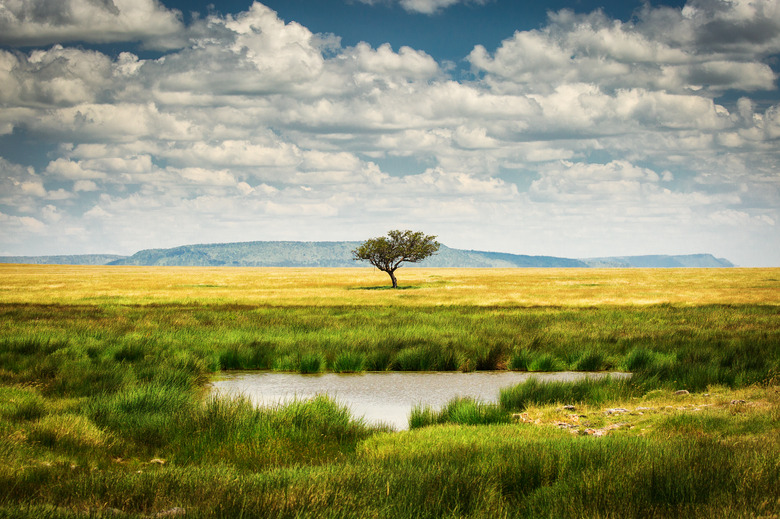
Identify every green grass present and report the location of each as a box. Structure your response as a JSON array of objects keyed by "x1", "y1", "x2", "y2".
[
  {"x1": 0, "y1": 266, "x2": 778, "y2": 517},
  {"x1": 2, "y1": 303, "x2": 778, "y2": 388},
  {"x1": 499, "y1": 375, "x2": 636, "y2": 411},
  {"x1": 409, "y1": 397, "x2": 511, "y2": 428},
  {"x1": 331, "y1": 351, "x2": 366, "y2": 373}
]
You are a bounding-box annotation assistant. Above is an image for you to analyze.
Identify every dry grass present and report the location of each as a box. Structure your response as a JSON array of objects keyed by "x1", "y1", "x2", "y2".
[{"x1": 1, "y1": 264, "x2": 778, "y2": 307}]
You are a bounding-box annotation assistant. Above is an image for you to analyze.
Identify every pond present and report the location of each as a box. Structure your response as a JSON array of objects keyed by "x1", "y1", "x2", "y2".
[{"x1": 210, "y1": 371, "x2": 630, "y2": 430}]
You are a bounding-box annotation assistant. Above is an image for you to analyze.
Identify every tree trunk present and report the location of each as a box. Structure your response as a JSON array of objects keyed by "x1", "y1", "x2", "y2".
[{"x1": 388, "y1": 270, "x2": 398, "y2": 288}]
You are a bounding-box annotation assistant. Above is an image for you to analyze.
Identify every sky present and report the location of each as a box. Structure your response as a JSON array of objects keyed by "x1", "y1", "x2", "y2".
[{"x1": 0, "y1": 0, "x2": 778, "y2": 266}]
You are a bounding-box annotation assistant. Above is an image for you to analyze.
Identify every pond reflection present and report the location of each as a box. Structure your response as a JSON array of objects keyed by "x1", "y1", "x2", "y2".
[{"x1": 210, "y1": 371, "x2": 629, "y2": 431}]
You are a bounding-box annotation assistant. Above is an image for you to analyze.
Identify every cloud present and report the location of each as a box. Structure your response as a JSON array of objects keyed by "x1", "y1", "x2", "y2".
[
  {"x1": 0, "y1": 212, "x2": 46, "y2": 234},
  {"x1": 469, "y1": 5, "x2": 778, "y2": 96},
  {"x1": 0, "y1": 46, "x2": 116, "y2": 107},
  {"x1": 353, "y1": 0, "x2": 490, "y2": 15},
  {"x1": 0, "y1": 0, "x2": 185, "y2": 48},
  {"x1": 0, "y1": 1, "x2": 778, "y2": 264}
]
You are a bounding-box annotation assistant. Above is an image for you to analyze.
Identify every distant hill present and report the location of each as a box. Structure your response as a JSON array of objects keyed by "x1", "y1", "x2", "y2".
[
  {"x1": 106, "y1": 242, "x2": 592, "y2": 268},
  {"x1": 0, "y1": 242, "x2": 734, "y2": 268},
  {"x1": 110, "y1": 242, "x2": 359, "y2": 267},
  {"x1": 580, "y1": 254, "x2": 734, "y2": 268},
  {"x1": 0, "y1": 254, "x2": 126, "y2": 265}
]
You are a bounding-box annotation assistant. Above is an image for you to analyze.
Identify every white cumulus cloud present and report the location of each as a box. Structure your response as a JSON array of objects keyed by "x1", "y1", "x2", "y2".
[{"x1": 0, "y1": 0, "x2": 185, "y2": 48}]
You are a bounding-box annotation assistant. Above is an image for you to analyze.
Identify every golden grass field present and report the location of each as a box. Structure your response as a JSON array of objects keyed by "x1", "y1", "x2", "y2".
[{"x1": 1, "y1": 264, "x2": 778, "y2": 306}]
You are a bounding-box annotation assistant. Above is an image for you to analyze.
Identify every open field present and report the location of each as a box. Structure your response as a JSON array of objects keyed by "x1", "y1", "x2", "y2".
[
  {"x1": 1, "y1": 264, "x2": 778, "y2": 306},
  {"x1": 0, "y1": 265, "x2": 779, "y2": 517}
]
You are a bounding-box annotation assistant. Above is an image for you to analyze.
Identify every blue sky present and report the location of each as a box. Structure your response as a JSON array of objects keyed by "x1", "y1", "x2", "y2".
[{"x1": 0, "y1": 0, "x2": 778, "y2": 265}]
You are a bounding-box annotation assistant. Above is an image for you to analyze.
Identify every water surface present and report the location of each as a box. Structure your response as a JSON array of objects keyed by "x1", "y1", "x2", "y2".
[{"x1": 211, "y1": 371, "x2": 628, "y2": 430}]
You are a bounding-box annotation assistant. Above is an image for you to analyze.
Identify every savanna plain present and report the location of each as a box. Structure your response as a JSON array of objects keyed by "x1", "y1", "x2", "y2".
[{"x1": 0, "y1": 265, "x2": 778, "y2": 518}]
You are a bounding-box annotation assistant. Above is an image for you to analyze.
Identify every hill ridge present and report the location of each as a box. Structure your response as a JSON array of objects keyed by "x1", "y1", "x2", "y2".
[{"x1": 0, "y1": 241, "x2": 734, "y2": 268}]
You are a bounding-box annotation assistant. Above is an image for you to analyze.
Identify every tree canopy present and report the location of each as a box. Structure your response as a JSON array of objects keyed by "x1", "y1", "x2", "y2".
[{"x1": 352, "y1": 230, "x2": 440, "y2": 288}]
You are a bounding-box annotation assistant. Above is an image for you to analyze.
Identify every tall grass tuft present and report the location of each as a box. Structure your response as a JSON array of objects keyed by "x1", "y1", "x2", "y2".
[
  {"x1": 27, "y1": 413, "x2": 108, "y2": 450},
  {"x1": 332, "y1": 351, "x2": 366, "y2": 373},
  {"x1": 275, "y1": 395, "x2": 373, "y2": 441},
  {"x1": 624, "y1": 347, "x2": 656, "y2": 371},
  {"x1": 298, "y1": 353, "x2": 325, "y2": 374},
  {"x1": 365, "y1": 348, "x2": 394, "y2": 371},
  {"x1": 575, "y1": 350, "x2": 608, "y2": 371},
  {"x1": 391, "y1": 344, "x2": 459, "y2": 371},
  {"x1": 508, "y1": 349, "x2": 532, "y2": 371},
  {"x1": 112, "y1": 342, "x2": 145, "y2": 363},
  {"x1": 0, "y1": 387, "x2": 47, "y2": 421},
  {"x1": 409, "y1": 397, "x2": 511, "y2": 428},
  {"x1": 499, "y1": 376, "x2": 635, "y2": 411},
  {"x1": 469, "y1": 344, "x2": 505, "y2": 371},
  {"x1": 86, "y1": 382, "x2": 195, "y2": 448},
  {"x1": 529, "y1": 353, "x2": 564, "y2": 372}
]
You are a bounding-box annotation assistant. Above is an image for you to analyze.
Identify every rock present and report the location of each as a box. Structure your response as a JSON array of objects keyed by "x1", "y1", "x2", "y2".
[
  {"x1": 674, "y1": 390, "x2": 690, "y2": 395},
  {"x1": 563, "y1": 405, "x2": 576, "y2": 410},
  {"x1": 730, "y1": 399, "x2": 747, "y2": 405},
  {"x1": 604, "y1": 408, "x2": 629, "y2": 415}
]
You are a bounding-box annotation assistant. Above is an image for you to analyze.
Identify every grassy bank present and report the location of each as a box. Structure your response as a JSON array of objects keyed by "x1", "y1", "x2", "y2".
[
  {"x1": 2, "y1": 302, "x2": 777, "y2": 390},
  {"x1": 0, "y1": 265, "x2": 778, "y2": 517}
]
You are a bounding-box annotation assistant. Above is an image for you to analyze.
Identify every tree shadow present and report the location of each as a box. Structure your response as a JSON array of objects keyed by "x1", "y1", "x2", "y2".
[{"x1": 349, "y1": 285, "x2": 421, "y2": 291}]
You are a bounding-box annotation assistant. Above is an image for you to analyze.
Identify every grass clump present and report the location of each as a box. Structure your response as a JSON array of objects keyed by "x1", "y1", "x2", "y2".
[
  {"x1": 86, "y1": 382, "x2": 195, "y2": 449},
  {"x1": 298, "y1": 353, "x2": 325, "y2": 374},
  {"x1": 332, "y1": 351, "x2": 366, "y2": 373},
  {"x1": 499, "y1": 376, "x2": 635, "y2": 411},
  {"x1": 508, "y1": 349, "x2": 532, "y2": 371},
  {"x1": 391, "y1": 344, "x2": 459, "y2": 371},
  {"x1": 528, "y1": 353, "x2": 564, "y2": 372},
  {"x1": 409, "y1": 397, "x2": 511, "y2": 429},
  {"x1": 27, "y1": 413, "x2": 108, "y2": 450},
  {"x1": 575, "y1": 350, "x2": 609, "y2": 371},
  {"x1": 0, "y1": 387, "x2": 47, "y2": 421}
]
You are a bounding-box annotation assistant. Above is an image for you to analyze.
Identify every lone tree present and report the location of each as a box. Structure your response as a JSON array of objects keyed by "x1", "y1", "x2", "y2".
[{"x1": 352, "y1": 229, "x2": 440, "y2": 288}]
